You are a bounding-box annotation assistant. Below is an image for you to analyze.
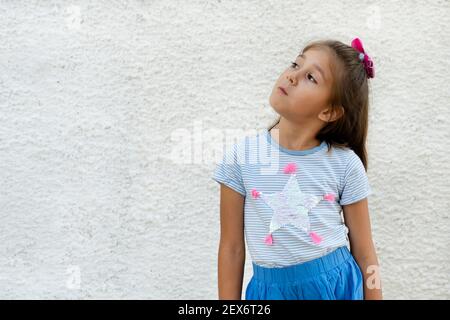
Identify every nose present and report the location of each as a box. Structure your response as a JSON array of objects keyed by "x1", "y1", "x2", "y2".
[
  {"x1": 287, "y1": 75, "x2": 294, "y2": 85},
  {"x1": 287, "y1": 70, "x2": 299, "y2": 85}
]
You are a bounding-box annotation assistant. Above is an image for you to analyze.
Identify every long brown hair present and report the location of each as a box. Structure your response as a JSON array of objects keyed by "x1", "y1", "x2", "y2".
[{"x1": 268, "y1": 39, "x2": 372, "y2": 171}]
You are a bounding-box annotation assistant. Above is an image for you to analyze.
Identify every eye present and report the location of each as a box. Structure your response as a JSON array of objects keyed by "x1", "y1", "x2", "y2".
[
  {"x1": 290, "y1": 61, "x2": 299, "y2": 69},
  {"x1": 289, "y1": 62, "x2": 317, "y2": 84},
  {"x1": 307, "y1": 73, "x2": 317, "y2": 84}
]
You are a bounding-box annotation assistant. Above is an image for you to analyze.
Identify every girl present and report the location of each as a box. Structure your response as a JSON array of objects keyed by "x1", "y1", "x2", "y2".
[{"x1": 212, "y1": 38, "x2": 382, "y2": 300}]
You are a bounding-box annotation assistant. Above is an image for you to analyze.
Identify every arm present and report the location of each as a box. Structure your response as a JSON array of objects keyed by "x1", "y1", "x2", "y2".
[
  {"x1": 217, "y1": 184, "x2": 246, "y2": 300},
  {"x1": 343, "y1": 198, "x2": 383, "y2": 300}
]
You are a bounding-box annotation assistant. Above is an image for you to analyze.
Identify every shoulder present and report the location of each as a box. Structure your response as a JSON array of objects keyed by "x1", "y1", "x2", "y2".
[
  {"x1": 220, "y1": 129, "x2": 261, "y2": 165},
  {"x1": 323, "y1": 145, "x2": 364, "y2": 184},
  {"x1": 322, "y1": 143, "x2": 356, "y2": 166},
  {"x1": 340, "y1": 148, "x2": 367, "y2": 184},
  {"x1": 333, "y1": 147, "x2": 364, "y2": 174},
  {"x1": 223, "y1": 129, "x2": 264, "y2": 158},
  {"x1": 344, "y1": 148, "x2": 364, "y2": 169},
  {"x1": 342, "y1": 147, "x2": 360, "y2": 165}
]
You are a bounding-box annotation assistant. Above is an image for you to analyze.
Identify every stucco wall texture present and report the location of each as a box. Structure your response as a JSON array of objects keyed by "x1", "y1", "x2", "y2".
[{"x1": 0, "y1": 0, "x2": 449, "y2": 299}]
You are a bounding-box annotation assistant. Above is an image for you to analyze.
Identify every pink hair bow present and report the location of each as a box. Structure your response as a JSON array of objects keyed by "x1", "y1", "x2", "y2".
[{"x1": 351, "y1": 37, "x2": 375, "y2": 79}]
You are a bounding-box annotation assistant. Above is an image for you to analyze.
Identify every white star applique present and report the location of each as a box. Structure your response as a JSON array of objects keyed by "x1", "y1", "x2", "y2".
[{"x1": 250, "y1": 162, "x2": 336, "y2": 246}]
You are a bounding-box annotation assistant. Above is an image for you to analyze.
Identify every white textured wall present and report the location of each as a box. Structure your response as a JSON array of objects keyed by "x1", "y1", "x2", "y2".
[{"x1": 0, "y1": 0, "x2": 449, "y2": 299}]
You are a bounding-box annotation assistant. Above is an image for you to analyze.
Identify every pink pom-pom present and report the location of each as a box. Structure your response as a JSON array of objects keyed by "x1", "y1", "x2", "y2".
[
  {"x1": 283, "y1": 162, "x2": 297, "y2": 174},
  {"x1": 323, "y1": 193, "x2": 336, "y2": 202},
  {"x1": 251, "y1": 189, "x2": 260, "y2": 199},
  {"x1": 264, "y1": 234, "x2": 273, "y2": 245},
  {"x1": 309, "y1": 231, "x2": 322, "y2": 244}
]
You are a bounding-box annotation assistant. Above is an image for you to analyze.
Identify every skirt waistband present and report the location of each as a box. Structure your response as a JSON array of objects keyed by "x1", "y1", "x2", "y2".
[{"x1": 252, "y1": 246, "x2": 352, "y2": 284}]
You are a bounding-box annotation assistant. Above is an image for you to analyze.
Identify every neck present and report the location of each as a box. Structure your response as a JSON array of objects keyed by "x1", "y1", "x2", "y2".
[{"x1": 270, "y1": 117, "x2": 322, "y2": 151}]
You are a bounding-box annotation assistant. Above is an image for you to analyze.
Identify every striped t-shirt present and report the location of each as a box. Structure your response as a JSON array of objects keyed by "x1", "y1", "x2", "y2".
[{"x1": 212, "y1": 128, "x2": 372, "y2": 268}]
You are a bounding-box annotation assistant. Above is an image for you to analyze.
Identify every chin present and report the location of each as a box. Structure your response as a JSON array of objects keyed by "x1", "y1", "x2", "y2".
[
  {"x1": 268, "y1": 99, "x2": 279, "y2": 116},
  {"x1": 269, "y1": 95, "x2": 288, "y2": 116}
]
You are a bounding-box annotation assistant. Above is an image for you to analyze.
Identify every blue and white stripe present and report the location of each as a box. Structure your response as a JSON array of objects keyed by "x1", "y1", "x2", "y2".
[{"x1": 212, "y1": 129, "x2": 372, "y2": 268}]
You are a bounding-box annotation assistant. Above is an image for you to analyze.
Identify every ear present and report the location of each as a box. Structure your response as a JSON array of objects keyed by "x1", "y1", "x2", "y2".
[{"x1": 318, "y1": 105, "x2": 344, "y2": 122}]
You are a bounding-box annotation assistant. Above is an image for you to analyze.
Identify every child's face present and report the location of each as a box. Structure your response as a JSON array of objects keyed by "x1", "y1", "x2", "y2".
[{"x1": 269, "y1": 48, "x2": 335, "y2": 124}]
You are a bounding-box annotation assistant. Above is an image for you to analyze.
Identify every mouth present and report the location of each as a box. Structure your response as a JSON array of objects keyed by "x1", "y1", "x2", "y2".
[{"x1": 278, "y1": 86, "x2": 288, "y2": 96}]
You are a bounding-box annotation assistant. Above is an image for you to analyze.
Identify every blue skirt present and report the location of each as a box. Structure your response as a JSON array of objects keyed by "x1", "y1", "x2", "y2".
[{"x1": 245, "y1": 246, "x2": 363, "y2": 300}]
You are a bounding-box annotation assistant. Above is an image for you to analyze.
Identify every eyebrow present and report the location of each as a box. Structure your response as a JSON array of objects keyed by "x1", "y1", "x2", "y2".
[{"x1": 296, "y1": 53, "x2": 328, "y2": 82}]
